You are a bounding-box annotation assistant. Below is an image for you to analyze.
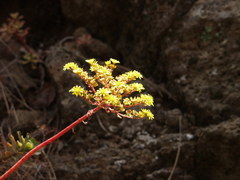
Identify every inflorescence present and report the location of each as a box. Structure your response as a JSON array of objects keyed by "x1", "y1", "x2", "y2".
[{"x1": 63, "y1": 58, "x2": 154, "y2": 120}]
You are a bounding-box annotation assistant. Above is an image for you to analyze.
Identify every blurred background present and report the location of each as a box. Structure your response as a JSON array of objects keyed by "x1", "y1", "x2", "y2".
[{"x1": 0, "y1": 0, "x2": 240, "y2": 179}]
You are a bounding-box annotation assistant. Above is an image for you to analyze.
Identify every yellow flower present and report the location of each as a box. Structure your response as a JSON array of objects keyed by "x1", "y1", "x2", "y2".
[
  {"x1": 116, "y1": 70, "x2": 143, "y2": 82},
  {"x1": 123, "y1": 98, "x2": 132, "y2": 106},
  {"x1": 69, "y1": 86, "x2": 89, "y2": 98},
  {"x1": 125, "y1": 83, "x2": 145, "y2": 94},
  {"x1": 85, "y1": 58, "x2": 97, "y2": 65},
  {"x1": 123, "y1": 94, "x2": 153, "y2": 107},
  {"x1": 139, "y1": 109, "x2": 154, "y2": 120},
  {"x1": 126, "y1": 109, "x2": 154, "y2": 120},
  {"x1": 105, "y1": 94, "x2": 120, "y2": 106},
  {"x1": 96, "y1": 87, "x2": 110, "y2": 96},
  {"x1": 125, "y1": 109, "x2": 136, "y2": 118},
  {"x1": 139, "y1": 94, "x2": 154, "y2": 106},
  {"x1": 105, "y1": 58, "x2": 120, "y2": 69},
  {"x1": 64, "y1": 62, "x2": 98, "y2": 87},
  {"x1": 86, "y1": 59, "x2": 99, "y2": 72},
  {"x1": 109, "y1": 58, "x2": 120, "y2": 64},
  {"x1": 63, "y1": 62, "x2": 79, "y2": 71},
  {"x1": 105, "y1": 58, "x2": 119, "y2": 65},
  {"x1": 63, "y1": 58, "x2": 154, "y2": 120}
]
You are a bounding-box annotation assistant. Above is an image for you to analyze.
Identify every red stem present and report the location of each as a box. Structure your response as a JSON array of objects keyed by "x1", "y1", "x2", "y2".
[{"x1": 0, "y1": 106, "x2": 101, "y2": 180}]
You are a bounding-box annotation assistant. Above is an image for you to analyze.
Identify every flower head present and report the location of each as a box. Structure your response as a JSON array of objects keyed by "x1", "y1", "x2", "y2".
[
  {"x1": 69, "y1": 86, "x2": 92, "y2": 100},
  {"x1": 63, "y1": 58, "x2": 154, "y2": 120}
]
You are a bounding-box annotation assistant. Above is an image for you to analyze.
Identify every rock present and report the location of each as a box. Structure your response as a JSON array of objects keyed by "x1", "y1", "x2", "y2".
[
  {"x1": 27, "y1": 82, "x2": 56, "y2": 109},
  {"x1": 164, "y1": 109, "x2": 190, "y2": 130},
  {"x1": 163, "y1": 0, "x2": 240, "y2": 125},
  {"x1": 186, "y1": 0, "x2": 240, "y2": 22},
  {"x1": 196, "y1": 117, "x2": 240, "y2": 180},
  {"x1": 108, "y1": 125, "x2": 118, "y2": 133},
  {"x1": 165, "y1": 109, "x2": 182, "y2": 129},
  {"x1": 135, "y1": 131, "x2": 157, "y2": 146},
  {"x1": 224, "y1": 92, "x2": 240, "y2": 106},
  {"x1": 0, "y1": 59, "x2": 36, "y2": 90},
  {"x1": 45, "y1": 47, "x2": 90, "y2": 125},
  {"x1": 122, "y1": 126, "x2": 135, "y2": 140},
  {"x1": 60, "y1": 0, "x2": 196, "y2": 78},
  {"x1": 73, "y1": 27, "x2": 118, "y2": 59},
  {"x1": 146, "y1": 168, "x2": 176, "y2": 180},
  {"x1": 60, "y1": 0, "x2": 129, "y2": 44},
  {"x1": 146, "y1": 167, "x2": 195, "y2": 180},
  {"x1": 154, "y1": 133, "x2": 195, "y2": 174},
  {"x1": 8, "y1": 109, "x2": 42, "y2": 130},
  {"x1": 113, "y1": 159, "x2": 127, "y2": 172}
]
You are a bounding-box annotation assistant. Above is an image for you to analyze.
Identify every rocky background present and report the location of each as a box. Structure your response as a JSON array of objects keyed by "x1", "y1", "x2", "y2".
[{"x1": 0, "y1": 0, "x2": 239, "y2": 180}]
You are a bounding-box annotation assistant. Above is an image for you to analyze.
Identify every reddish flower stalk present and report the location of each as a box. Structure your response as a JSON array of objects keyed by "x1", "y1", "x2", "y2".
[
  {"x1": 1, "y1": 58, "x2": 155, "y2": 179},
  {"x1": 0, "y1": 106, "x2": 101, "y2": 180}
]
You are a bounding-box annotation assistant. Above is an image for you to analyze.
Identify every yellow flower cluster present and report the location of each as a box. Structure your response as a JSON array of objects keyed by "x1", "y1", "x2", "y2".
[
  {"x1": 126, "y1": 109, "x2": 154, "y2": 120},
  {"x1": 105, "y1": 58, "x2": 120, "y2": 69},
  {"x1": 116, "y1": 70, "x2": 143, "y2": 82},
  {"x1": 69, "y1": 86, "x2": 92, "y2": 100},
  {"x1": 63, "y1": 59, "x2": 154, "y2": 120},
  {"x1": 123, "y1": 94, "x2": 154, "y2": 106},
  {"x1": 85, "y1": 58, "x2": 119, "y2": 86},
  {"x1": 63, "y1": 62, "x2": 98, "y2": 87},
  {"x1": 94, "y1": 88, "x2": 120, "y2": 105}
]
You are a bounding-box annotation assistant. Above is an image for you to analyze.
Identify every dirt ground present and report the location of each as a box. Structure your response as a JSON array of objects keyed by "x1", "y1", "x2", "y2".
[{"x1": 0, "y1": 1, "x2": 240, "y2": 180}]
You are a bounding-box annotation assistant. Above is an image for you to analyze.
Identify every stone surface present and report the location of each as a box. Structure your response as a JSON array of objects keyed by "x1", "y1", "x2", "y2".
[
  {"x1": 196, "y1": 118, "x2": 240, "y2": 180},
  {"x1": 162, "y1": 0, "x2": 240, "y2": 125}
]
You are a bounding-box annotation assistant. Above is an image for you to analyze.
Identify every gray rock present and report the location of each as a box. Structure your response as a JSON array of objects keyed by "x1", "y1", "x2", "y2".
[{"x1": 196, "y1": 117, "x2": 240, "y2": 179}]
